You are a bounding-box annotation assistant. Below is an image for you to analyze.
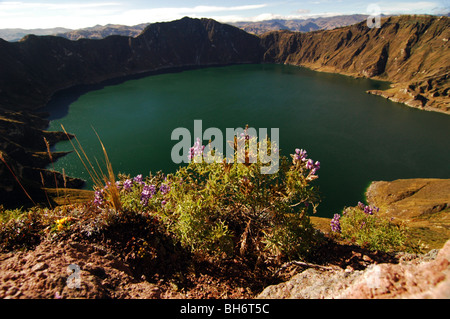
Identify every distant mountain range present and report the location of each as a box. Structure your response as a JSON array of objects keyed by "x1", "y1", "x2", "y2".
[
  {"x1": 230, "y1": 14, "x2": 371, "y2": 35},
  {"x1": 54, "y1": 23, "x2": 150, "y2": 41},
  {"x1": 0, "y1": 27, "x2": 72, "y2": 42},
  {"x1": 0, "y1": 13, "x2": 437, "y2": 41}
]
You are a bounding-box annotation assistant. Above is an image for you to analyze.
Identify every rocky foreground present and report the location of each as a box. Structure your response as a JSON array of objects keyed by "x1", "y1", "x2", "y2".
[
  {"x1": 258, "y1": 239, "x2": 450, "y2": 299},
  {"x1": 0, "y1": 178, "x2": 448, "y2": 299}
]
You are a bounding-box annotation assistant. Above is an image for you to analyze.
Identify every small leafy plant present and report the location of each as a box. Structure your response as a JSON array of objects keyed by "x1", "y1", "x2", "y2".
[{"x1": 331, "y1": 201, "x2": 408, "y2": 252}]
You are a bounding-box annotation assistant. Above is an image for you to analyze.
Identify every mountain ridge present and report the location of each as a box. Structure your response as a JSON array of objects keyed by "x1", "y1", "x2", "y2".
[
  {"x1": 0, "y1": 17, "x2": 262, "y2": 111},
  {"x1": 231, "y1": 14, "x2": 371, "y2": 35},
  {"x1": 0, "y1": 14, "x2": 382, "y2": 42},
  {"x1": 0, "y1": 27, "x2": 72, "y2": 42}
]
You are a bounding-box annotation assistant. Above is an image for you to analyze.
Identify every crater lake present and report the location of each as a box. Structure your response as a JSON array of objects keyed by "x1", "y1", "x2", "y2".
[{"x1": 44, "y1": 64, "x2": 450, "y2": 218}]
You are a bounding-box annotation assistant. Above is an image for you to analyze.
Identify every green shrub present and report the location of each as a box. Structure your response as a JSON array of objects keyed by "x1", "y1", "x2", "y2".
[
  {"x1": 331, "y1": 202, "x2": 408, "y2": 252},
  {"x1": 112, "y1": 132, "x2": 324, "y2": 260},
  {"x1": 0, "y1": 207, "x2": 43, "y2": 251}
]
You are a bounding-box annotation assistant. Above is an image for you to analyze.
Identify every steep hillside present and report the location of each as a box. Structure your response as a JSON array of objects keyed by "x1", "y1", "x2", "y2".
[
  {"x1": 0, "y1": 17, "x2": 262, "y2": 112},
  {"x1": 261, "y1": 15, "x2": 450, "y2": 113}
]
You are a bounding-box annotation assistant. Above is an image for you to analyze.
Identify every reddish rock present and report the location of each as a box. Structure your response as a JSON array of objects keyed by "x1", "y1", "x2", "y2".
[{"x1": 258, "y1": 239, "x2": 450, "y2": 299}]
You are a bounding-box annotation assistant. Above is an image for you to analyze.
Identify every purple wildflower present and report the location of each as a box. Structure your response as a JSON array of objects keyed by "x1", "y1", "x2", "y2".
[
  {"x1": 330, "y1": 214, "x2": 341, "y2": 233},
  {"x1": 358, "y1": 202, "x2": 380, "y2": 215},
  {"x1": 141, "y1": 184, "x2": 156, "y2": 207},
  {"x1": 188, "y1": 138, "x2": 205, "y2": 161},
  {"x1": 364, "y1": 205, "x2": 373, "y2": 215},
  {"x1": 133, "y1": 174, "x2": 144, "y2": 184},
  {"x1": 292, "y1": 148, "x2": 320, "y2": 175},
  {"x1": 367, "y1": 205, "x2": 378, "y2": 215},
  {"x1": 358, "y1": 201, "x2": 365, "y2": 210},
  {"x1": 160, "y1": 183, "x2": 170, "y2": 195},
  {"x1": 306, "y1": 159, "x2": 314, "y2": 170},
  {"x1": 306, "y1": 159, "x2": 320, "y2": 174},
  {"x1": 94, "y1": 189, "x2": 104, "y2": 206},
  {"x1": 294, "y1": 148, "x2": 308, "y2": 161},
  {"x1": 161, "y1": 199, "x2": 167, "y2": 206},
  {"x1": 311, "y1": 161, "x2": 321, "y2": 174},
  {"x1": 123, "y1": 179, "x2": 132, "y2": 191}
]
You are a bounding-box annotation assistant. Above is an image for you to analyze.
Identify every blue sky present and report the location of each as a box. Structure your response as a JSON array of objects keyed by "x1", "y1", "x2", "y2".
[{"x1": 0, "y1": 0, "x2": 448, "y2": 29}]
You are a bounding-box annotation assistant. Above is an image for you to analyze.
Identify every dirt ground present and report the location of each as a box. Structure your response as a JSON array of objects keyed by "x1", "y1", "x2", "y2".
[{"x1": 0, "y1": 231, "x2": 399, "y2": 299}]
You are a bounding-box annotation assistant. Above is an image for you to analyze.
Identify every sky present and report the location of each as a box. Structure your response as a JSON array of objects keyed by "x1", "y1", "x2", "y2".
[{"x1": 0, "y1": 0, "x2": 448, "y2": 29}]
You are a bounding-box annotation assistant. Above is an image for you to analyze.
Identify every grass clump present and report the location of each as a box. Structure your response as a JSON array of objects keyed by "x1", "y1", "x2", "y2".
[{"x1": 330, "y1": 201, "x2": 410, "y2": 253}]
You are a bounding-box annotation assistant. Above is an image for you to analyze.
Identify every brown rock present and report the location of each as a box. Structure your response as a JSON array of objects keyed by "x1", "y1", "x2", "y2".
[
  {"x1": 31, "y1": 262, "x2": 48, "y2": 272},
  {"x1": 338, "y1": 239, "x2": 450, "y2": 298},
  {"x1": 258, "y1": 239, "x2": 450, "y2": 299}
]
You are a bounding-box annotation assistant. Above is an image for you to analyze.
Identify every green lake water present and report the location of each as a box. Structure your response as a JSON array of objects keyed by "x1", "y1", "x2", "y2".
[{"x1": 44, "y1": 64, "x2": 450, "y2": 218}]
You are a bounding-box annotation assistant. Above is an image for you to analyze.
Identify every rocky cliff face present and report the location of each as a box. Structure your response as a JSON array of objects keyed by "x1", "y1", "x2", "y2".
[
  {"x1": 0, "y1": 17, "x2": 262, "y2": 112},
  {"x1": 261, "y1": 15, "x2": 450, "y2": 113},
  {"x1": 0, "y1": 108, "x2": 83, "y2": 207}
]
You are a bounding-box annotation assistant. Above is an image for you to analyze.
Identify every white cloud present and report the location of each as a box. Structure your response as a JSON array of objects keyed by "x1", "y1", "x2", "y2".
[
  {"x1": 94, "y1": 4, "x2": 270, "y2": 26},
  {"x1": 211, "y1": 11, "x2": 345, "y2": 23},
  {"x1": 0, "y1": 1, "x2": 123, "y2": 26},
  {"x1": 0, "y1": 2, "x2": 269, "y2": 28},
  {"x1": 0, "y1": 1, "x2": 443, "y2": 29},
  {"x1": 0, "y1": 1, "x2": 121, "y2": 10},
  {"x1": 377, "y1": 1, "x2": 439, "y2": 14}
]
